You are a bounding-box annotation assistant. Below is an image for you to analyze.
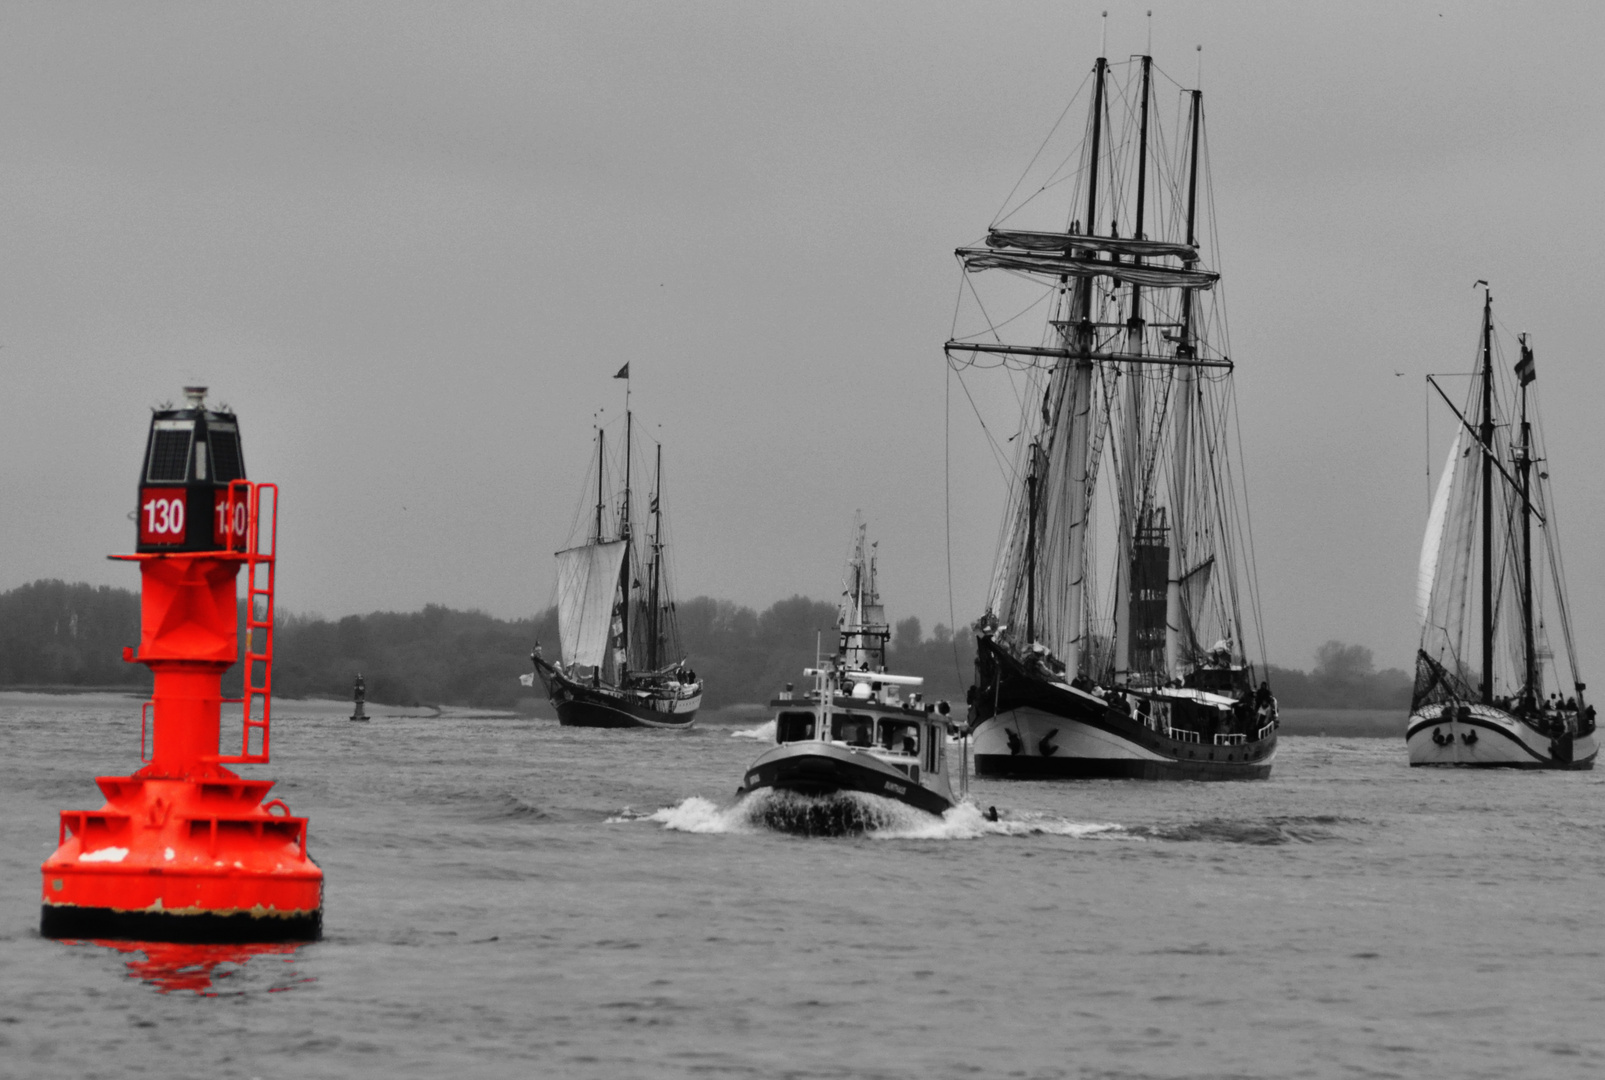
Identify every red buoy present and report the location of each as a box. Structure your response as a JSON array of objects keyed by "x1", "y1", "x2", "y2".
[{"x1": 41, "y1": 387, "x2": 322, "y2": 942}]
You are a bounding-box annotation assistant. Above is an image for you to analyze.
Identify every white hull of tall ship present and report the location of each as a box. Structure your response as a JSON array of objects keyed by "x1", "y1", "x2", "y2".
[
  {"x1": 1406, "y1": 702, "x2": 1596, "y2": 769},
  {"x1": 970, "y1": 638, "x2": 1276, "y2": 780},
  {"x1": 972, "y1": 705, "x2": 1276, "y2": 781}
]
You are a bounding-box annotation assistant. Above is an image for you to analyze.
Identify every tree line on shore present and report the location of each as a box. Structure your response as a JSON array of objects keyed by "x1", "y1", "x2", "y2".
[{"x1": 0, "y1": 579, "x2": 1410, "y2": 711}]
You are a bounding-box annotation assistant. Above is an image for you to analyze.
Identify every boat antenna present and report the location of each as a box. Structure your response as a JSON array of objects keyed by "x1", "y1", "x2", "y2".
[
  {"x1": 1100, "y1": 10, "x2": 1108, "y2": 57},
  {"x1": 1146, "y1": 10, "x2": 1152, "y2": 55},
  {"x1": 1195, "y1": 44, "x2": 1203, "y2": 87}
]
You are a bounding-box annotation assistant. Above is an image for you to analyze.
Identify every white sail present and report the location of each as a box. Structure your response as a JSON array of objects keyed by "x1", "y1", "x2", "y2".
[
  {"x1": 555, "y1": 540, "x2": 628, "y2": 669},
  {"x1": 1416, "y1": 432, "x2": 1462, "y2": 628}
]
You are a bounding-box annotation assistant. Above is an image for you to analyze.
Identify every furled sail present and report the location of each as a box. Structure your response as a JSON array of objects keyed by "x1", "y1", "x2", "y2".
[
  {"x1": 1416, "y1": 431, "x2": 1462, "y2": 628},
  {"x1": 986, "y1": 229, "x2": 1200, "y2": 262},
  {"x1": 555, "y1": 540, "x2": 628, "y2": 669},
  {"x1": 957, "y1": 247, "x2": 1220, "y2": 290}
]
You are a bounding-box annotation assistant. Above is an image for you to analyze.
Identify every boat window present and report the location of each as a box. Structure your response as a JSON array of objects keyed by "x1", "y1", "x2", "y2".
[
  {"x1": 830, "y1": 714, "x2": 875, "y2": 747},
  {"x1": 877, "y1": 720, "x2": 920, "y2": 756},
  {"x1": 776, "y1": 711, "x2": 816, "y2": 743},
  {"x1": 926, "y1": 726, "x2": 939, "y2": 773}
]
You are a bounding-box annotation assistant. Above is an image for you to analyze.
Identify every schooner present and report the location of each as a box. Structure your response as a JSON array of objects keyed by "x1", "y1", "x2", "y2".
[
  {"x1": 1408, "y1": 286, "x2": 1596, "y2": 767},
  {"x1": 530, "y1": 391, "x2": 702, "y2": 728}
]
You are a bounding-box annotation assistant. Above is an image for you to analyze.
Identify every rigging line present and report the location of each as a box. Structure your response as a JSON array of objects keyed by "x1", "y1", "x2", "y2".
[
  {"x1": 1530, "y1": 395, "x2": 1582, "y2": 688},
  {"x1": 945, "y1": 361, "x2": 965, "y2": 690},
  {"x1": 949, "y1": 362, "x2": 1017, "y2": 486},
  {"x1": 992, "y1": 69, "x2": 1094, "y2": 227},
  {"x1": 1228, "y1": 379, "x2": 1269, "y2": 670},
  {"x1": 949, "y1": 282, "x2": 1058, "y2": 345},
  {"x1": 1424, "y1": 376, "x2": 1433, "y2": 508}
]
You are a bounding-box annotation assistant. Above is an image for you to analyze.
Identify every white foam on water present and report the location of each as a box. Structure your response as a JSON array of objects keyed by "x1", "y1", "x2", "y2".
[
  {"x1": 727, "y1": 719, "x2": 775, "y2": 741},
  {"x1": 867, "y1": 800, "x2": 1133, "y2": 841},
  {"x1": 615, "y1": 790, "x2": 1134, "y2": 843},
  {"x1": 637, "y1": 795, "x2": 760, "y2": 835}
]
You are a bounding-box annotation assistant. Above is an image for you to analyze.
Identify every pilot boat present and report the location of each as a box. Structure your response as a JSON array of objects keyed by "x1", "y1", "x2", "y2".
[{"x1": 736, "y1": 525, "x2": 959, "y2": 829}]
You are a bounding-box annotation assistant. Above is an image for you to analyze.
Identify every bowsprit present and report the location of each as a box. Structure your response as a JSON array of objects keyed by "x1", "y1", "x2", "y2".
[{"x1": 40, "y1": 386, "x2": 323, "y2": 943}]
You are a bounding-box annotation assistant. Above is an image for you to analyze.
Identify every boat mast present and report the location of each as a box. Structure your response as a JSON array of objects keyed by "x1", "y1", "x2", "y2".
[
  {"x1": 1517, "y1": 334, "x2": 1536, "y2": 706},
  {"x1": 649, "y1": 443, "x2": 663, "y2": 672},
  {"x1": 594, "y1": 430, "x2": 606, "y2": 542},
  {"x1": 619, "y1": 408, "x2": 633, "y2": 678},
  {"x1": 1115, "y1": 53, "x2": 1153, "y2": 685},
  {"x1": 1061, "y1": 51, "x2": 1106, "y2": 677},
  {"x1": 1479, "y1": 288, "x2": 1494, "y2": 705},
  {"x1": 1026, "y1": 455, "x2": 1038, "y2": 646},
  {"x1": 1163, "y1": 87, "x2": 1203, "y2": 678}
]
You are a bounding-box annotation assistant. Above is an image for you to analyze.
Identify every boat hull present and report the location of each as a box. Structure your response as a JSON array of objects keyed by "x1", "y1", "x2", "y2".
[
  {"x1": 1406, "y1": 702, "x2": 1596, "y2": 769},
  {"x1": 537, "y1": 660, "x2": 700, "y2": 729},
  {"x1": 973, "y1": 708, "x2": 1274, "y2": 780},
  {"x1": 737, "y1": 742, "x2": 953, "y2": 818},
  {"x1": 972, "y1": 639, "x2": 1275, "y2": 781}
]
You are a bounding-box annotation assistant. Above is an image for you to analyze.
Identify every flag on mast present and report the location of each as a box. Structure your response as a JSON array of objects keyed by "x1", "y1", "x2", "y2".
[
  {"x1": 614, "y1": 363, "x2": 630, "y2": 379},
  {"x1": 1515, "y1": 338, "x2": 1535, "y2": 386}
]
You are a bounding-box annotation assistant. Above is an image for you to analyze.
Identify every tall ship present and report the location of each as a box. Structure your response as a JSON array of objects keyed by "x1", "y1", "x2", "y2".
[
  {"x1": 948, "y1": 44, "x2": 1277, "y2": 780},
  {"x1": 736, "y1": 523, "x2": 959, "y2": 830},
  {"x1": 1408, "y1": 287, "x2": 1596, "y2": 767},
  {"x1": 530, "y1": 392, "x2": 702, "y2": 729}
]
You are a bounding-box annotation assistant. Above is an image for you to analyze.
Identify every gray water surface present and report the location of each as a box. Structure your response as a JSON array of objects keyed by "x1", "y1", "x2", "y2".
[{"x1": 1, "y1": 696, "x2": 1600, "y2": 1079}]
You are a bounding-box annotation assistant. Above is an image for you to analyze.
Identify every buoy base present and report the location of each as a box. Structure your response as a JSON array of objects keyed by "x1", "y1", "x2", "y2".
[
  {"x1": 41, "y1": 904, "x2": 321, "y2": 943},
  {"x1": 42, "y1": 772, "x2": 324, "y2": 945}
]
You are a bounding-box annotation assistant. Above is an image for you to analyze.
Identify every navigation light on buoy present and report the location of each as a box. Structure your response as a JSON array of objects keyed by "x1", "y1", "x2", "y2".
[{"x1": 40, "y1": 388, "x2": 323, "y2": 942}]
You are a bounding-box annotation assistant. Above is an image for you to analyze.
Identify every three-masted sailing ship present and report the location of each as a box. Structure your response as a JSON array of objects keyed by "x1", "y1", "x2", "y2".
[
  {"x1": 1408, "y1": 287, "x2": 1596, "y2": 767},
  {"x1": 949, "y1": 46, "x2": 1277, "y2": 779},
  {"x1": 530, "y1": 402, "x2": 702, "y2": 729}
]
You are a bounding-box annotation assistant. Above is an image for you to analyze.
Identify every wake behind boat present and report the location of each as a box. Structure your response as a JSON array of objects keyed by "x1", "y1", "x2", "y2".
[
  {"x1": 737, "y1": 524, "x2": 959, "y2": 831},
  {"x1": 529, "y1": 377, "x2": 702, "y2": 729},
  {"x1": 949, "y1": 47, "x2": 1277, "y2": 780},
  {"x1": 1408, "y1": 287, "x2": 1596, "y2": 768}
]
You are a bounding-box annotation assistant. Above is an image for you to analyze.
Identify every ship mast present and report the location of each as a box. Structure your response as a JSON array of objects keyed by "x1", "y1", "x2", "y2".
[
  {"x1": 1517, "y1": 334, "x2": 1536, "y2": 706},
  {"x1": 1479, "y1": 288, "x2": 1494, "y2": 705},
  {"x1": 619, "y1": 408, "x2": 633, "y2": 679},
  {"x1": 1115, "y1": 52, "x2": 1153, "y2": 684},
  {"x1": 594, "y1": 430, "x2": 606, "y2": 542},
  {"x1": 1026, "y1": 456, "x2": 1038, "y2": 646},
  {"x1": 649, "y1": 444, "x2": 663, "y2": 672},
  {"x1": 1061, "y1": 51, "x2": 1106, "y2": 677},
  {"x1": 1163, "y1": 87, "x2": 1203, "y2": 677}
]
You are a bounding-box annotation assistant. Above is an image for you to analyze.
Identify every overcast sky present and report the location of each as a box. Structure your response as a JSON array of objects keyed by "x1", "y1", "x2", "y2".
[{"x1": 2, "y1": 1, "x2": 1602, "y2": 675}]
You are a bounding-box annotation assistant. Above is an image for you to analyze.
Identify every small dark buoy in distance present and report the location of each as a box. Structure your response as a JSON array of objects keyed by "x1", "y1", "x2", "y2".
[{"x1": 351, "y1": 673, "x2": 369, "y2": 722}]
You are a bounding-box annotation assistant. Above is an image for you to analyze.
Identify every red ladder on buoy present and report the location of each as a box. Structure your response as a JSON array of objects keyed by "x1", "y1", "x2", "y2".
[{"x1": 217, "y1": 480, "x2": 277, "y2": 766}]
